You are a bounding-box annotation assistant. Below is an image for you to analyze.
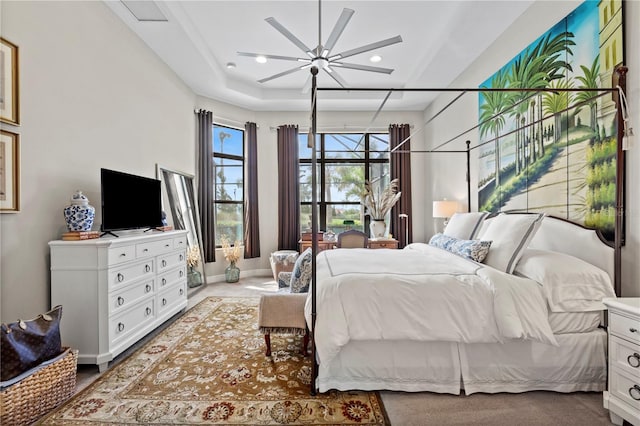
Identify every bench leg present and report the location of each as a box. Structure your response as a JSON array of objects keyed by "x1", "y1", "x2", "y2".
[{"x1": 264, "y1": 334, "x2": 271, "y2": 356}]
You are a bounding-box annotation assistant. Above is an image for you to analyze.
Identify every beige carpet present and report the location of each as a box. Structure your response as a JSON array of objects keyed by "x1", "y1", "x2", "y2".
[{"x1": 38, "y1": 297, "x2": 388, "y2": 425}]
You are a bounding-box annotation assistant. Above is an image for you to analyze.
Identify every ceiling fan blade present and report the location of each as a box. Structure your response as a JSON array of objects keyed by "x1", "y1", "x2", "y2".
[
  {"x1": 324, "y1": 68, "x2": 347, "y2": 88},
  {"x1": 323, "y1": 8, "x2": 355, "y2": 55},
  {"x1": 257, "y1": 65, "x2": 305, "y2": 83},
  {"x1": 265, "y1": 17, "x2": 314, "y2": 57},
  {"x1": 332, "y1": 62, "x2": 394, "y2": 74},
  {"x1": 329, "y1": 35, "x2": 403, "y2": 61},
  {"x1": 238, "y1": 52, "x2": 310, "y2": 62}
]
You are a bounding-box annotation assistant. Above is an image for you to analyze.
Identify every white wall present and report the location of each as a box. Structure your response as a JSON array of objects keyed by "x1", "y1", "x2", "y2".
[
  {"x1": 424, "y1": 0, "x2": 640, "y2": 297},
  {"x1": 0, "y1": 1, "x2": 196, "y2": 322}
]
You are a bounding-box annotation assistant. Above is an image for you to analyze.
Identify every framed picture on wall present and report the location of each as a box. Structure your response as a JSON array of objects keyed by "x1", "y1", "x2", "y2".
[
  {"x1": 0, "y1": 37, "x2": 20, "y2": 126},
  {"x1": 0, "y1": 130, "x2": 20, "y2": 212}
]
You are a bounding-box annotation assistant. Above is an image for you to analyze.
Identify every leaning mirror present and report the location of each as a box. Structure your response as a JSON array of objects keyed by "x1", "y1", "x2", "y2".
[{"x1": 156, "y1": 165, "x2": 206, "y2": 290}]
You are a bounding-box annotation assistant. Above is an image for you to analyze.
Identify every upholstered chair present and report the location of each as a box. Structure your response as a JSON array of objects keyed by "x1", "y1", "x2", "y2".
[
  {"x1": 258, "y1": 248, "x2": 312, "y2": 356},
  {"x1": 336, "y1": 229, "x2": 368, "y2": 248}
]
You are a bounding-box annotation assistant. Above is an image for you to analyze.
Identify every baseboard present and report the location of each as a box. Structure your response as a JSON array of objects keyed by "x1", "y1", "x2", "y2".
[{"x1": 206, "y1": 268, "x2": 273, "y2": 284}]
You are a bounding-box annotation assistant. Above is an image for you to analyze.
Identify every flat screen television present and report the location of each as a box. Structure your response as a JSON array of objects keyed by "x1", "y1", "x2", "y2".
[{"x1": 100, "y1": 168, "x2": 163, "y2": 232}]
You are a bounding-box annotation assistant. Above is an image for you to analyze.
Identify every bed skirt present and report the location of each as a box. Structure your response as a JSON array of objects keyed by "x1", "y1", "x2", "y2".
[{"x1": 315, "y1": 329, "x2": 607, "y2": 394}]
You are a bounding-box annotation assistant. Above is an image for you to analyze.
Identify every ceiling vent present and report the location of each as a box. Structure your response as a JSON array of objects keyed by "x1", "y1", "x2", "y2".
[{"x1": 121, "y1": 1, "x2": 168, "y2": 22}]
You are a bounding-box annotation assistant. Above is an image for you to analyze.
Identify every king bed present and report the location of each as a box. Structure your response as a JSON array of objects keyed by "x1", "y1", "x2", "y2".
[{"x1": 304, "y1": 214, "x2": 616, "y2": 394}]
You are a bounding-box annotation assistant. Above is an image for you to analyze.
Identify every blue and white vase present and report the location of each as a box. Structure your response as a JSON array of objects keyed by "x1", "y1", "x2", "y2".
[{"x1": 63, "y1": 190, "x2": 95, "y2": 231}]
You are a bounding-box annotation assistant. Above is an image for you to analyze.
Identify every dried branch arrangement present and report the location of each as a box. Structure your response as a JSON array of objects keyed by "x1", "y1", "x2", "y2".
[
  {"x1": 361, "y1": 178, "x2": 401, "y2": 220},
  {"x1": 220, "y1": 235, "x2": 242, "y2": 264}
]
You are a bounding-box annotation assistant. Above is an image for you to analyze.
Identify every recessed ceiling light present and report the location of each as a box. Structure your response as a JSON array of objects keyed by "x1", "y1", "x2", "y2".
[
  {"x1": 226, "y1": 62, "x2": 236, "y2": 69},
  {"x1": 370, "y1": 55, "x2": 382, "y2": 63},
  {"x1": 256, "y1": 56, "x2": 267, "y2": 64}
]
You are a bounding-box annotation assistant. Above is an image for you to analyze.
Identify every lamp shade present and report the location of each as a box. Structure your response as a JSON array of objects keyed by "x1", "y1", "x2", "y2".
[{"x1": 432, "y1": 200, "x2": 460, "y2": 218}]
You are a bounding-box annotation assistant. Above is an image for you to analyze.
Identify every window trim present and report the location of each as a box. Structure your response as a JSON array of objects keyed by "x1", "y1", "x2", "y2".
[
  {"x1": 299, "y1": 132, "x2": 390, "y2": 233},
  {"x1": 213, "y1": 123, "x2": 245, "y2": 247}
]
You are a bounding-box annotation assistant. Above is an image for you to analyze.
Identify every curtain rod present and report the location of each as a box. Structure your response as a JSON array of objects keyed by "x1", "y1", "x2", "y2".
[
  {"x1": 194, "y1": 109, "x2": 258, "y2": 129},
  {"x1": 316, "y1": 87, "x2": 620, "y2": 93},
  {"x1": 269, "y1": 125, "x2": 414, "y2": 132}
]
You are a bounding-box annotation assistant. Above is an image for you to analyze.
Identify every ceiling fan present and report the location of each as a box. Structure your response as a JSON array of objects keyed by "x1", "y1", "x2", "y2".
[{"x1": 237, "y1": 0, "x2": 403, "y2": 87}]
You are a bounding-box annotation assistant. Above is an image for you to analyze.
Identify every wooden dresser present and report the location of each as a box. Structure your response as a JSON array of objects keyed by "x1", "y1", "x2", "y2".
[
  {"x1": 299, "y1": 238, "x2": 399, "y2": 252},
  {"x1": 603, "y1": 297, "x2": 640, "y2": 426},
  {"x1": 49, "y1": 230, "x2": 188, "y2": 372}
]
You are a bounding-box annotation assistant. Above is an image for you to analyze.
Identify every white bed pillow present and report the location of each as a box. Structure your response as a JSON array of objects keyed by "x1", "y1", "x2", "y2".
[
  {"x1": 514, "y1": 248, "x2": 615, "y2": 312},
  {"x1": 481, "y1": 213, "x2": 544, "y2": 274},
  {"x1": 443, "y1": 212, "x2": 489, "y2": 240}
]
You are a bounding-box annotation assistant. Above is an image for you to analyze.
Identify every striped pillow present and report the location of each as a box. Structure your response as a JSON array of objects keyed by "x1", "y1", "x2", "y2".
[{"x1": 480, "y1": 213, "x2": 544, "y2": 273}]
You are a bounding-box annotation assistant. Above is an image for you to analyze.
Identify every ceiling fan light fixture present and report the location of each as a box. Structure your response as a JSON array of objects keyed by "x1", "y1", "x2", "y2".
[
  {"x1": 255, "y1": 55, "x2": 267, "y2": 64},
  {"x1": 370, "y1": 55, "x2": 382, "y2": 63}
]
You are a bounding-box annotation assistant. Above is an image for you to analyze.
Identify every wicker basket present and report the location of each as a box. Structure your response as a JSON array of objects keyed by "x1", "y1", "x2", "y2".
[{"x1": 0, "y1": 348, "x2": 78, "y2": 426}]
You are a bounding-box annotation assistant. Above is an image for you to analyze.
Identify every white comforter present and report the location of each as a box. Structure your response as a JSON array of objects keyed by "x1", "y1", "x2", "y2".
[{"x1": 304, "y1": 243, "x2": 557, "y2": 365}]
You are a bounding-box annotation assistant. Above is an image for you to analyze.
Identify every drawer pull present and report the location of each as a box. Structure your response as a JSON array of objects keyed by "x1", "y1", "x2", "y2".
[
  {"x1": 162, "y1": 278, "x2": 167, "y2": 286},
  {"x1": 162, "y1": 298, "x2": 167, "y2": 306},
  {"x1": 629, "y1": 353, "x2": 640, "y2": 368},
  {"x1": 117, "y1": 296, "x2": 124, "y2": 306},
  {"x1": 629, "y1": 385, "x2": 640, "y2": 401},
  {"x1": 179, "y1": 288, "x2": 184, "y2": 296},
  {"x1": 179, "y1": 270, "x2": 184, "y2": 277},
  {"x1": 162, "y1": 260, "x2": 167, "y2": 267},
  {"x1": 117, "y1": 322, "x2": 125, "y2": 332},
  {"x1": 145, "y1": 264, "x2": 151, "y2": 273},
  {"x1": 165, "y1": 244, "x2": 170, "y2": 248},
  {"x1": 117, "y1": 273, "x2": 124, "y2": 282},
  {"x1": 145, "y1": 284, "x2": 152, "y2": 293},
  {"x1": 179, "y1": 254, "x2": 184, "y2": 261},
  {"x1": 143, "y1": 248, "x2": 149, "y2": 253},
  {"x1": 630, "y1": 328, "x2": 638, "y2": 333},
  {"x1": 145, "y1": 307, "x2": 152, "y2": 316},
  {"x1": 177, "y1": 241, "x2": 184, "y2": 245},
  {"x1": 119, "y1": 252, "x2": 127, "y2": 258}
]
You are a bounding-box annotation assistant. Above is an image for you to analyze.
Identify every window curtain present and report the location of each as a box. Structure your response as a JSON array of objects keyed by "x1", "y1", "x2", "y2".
[
  {"x1": 389, "y1": 124, "x2": 412, "y2": 249},
  {"x1": 277, "y1": 125, "x2": 300, "y2": 250},
  {"x1": 243, "y1": 122, "x2": 260, "y2": 258},
  {"x1": 196, "y1": 109, "x2": 216, "y2": 262}
]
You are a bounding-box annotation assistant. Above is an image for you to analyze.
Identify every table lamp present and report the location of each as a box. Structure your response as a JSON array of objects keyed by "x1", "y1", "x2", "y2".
[{"x1": 432, "y1": 200, "x2": 460, "y2": 231}]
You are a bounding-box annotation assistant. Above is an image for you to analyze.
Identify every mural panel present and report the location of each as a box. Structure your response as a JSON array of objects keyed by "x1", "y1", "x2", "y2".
[{"x1": 478, "y1": 0, "x2": 624, "y2": 241}]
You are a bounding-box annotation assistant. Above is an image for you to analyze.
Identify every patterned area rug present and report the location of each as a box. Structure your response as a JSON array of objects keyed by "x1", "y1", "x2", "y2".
[{"x1": 38, "y1": 297, "x2": 388, "y2": 425}]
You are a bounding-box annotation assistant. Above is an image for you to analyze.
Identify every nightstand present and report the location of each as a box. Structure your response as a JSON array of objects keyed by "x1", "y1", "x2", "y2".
[
  {"x1": 368, "y1": 239, "x2": 399, "y2": 249},
  {"x1": 603, "y1": 297, "x2": 640, "y2": 426}
]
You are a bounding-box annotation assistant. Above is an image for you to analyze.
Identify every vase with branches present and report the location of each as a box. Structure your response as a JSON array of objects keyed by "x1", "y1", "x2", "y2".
[
  {"x1": 220, "y1": 235, "x2": 242, "y2": 283},
  {"x1": 361, "y1": 178, "x2": 401, "y2": 239},
  {"x1": 186, "y1": 246, "x2": 203, "y2": 288}
]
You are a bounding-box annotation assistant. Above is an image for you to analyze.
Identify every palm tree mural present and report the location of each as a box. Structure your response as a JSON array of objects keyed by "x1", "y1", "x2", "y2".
[
  {"x1": 542, "y1": 78, "x2": 574, "y2": 143},
  {"x1": 479, "y1": 69, "x2": 509, "y2": 188},
  {"x1": 575, "y1": 55, "x2": 600, "y2": 133}
]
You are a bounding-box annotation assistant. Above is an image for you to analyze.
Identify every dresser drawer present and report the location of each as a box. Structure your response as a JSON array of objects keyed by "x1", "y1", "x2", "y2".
[
  {"x1": 110, "y1": 299, "x2": 155, "y2": 346},
  {"x1": 369, "y1": 240, "x2": 398, "y2": 249},
  {"x1": 108, "y1": 259, "x2": 154, "y2": 290},
  {"x1": 610, "y1": 311, "x2": 640, "y2": 344},
  {"x1": 157, "y1": 266, "x2": 186, "y2": 291},
  {"x1": 109, "y1": 279, "x2": 154, "y2": 316},
  {"x1": 158, "y1": 250, "x2": 186, "y2": 273},
  {"x1": 610, "y1": 335, "x2": 640, "y2": 378},
  {"x1": 108, "y1": 245, "x2": 136, "y2": 265},
  {"x1": 157, "y1": 282, "x2": 187, "y2": 316},
  {"x1": 136, "y1": 238, "x2": 174, "y2": 258},
  {"x1": 610, "y1": 368, "x2": 640, "y2": 411},
  {"x1": 173, "y1": 236, "x2": 187, "y2": 251}
]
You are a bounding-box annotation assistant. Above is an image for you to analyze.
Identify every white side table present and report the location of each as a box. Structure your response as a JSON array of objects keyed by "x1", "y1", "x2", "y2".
[{"x1": 603, "y1": 297, "x2": 640, "y2": 426}]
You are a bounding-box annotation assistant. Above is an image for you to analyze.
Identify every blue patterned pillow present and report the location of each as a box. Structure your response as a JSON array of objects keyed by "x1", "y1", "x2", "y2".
[
  {"x1": 289, "y1": 248, "x2": 312, "y2": 293},
  {"x1": 429, "y1": 233, "x2": 492, "y2": 263}
]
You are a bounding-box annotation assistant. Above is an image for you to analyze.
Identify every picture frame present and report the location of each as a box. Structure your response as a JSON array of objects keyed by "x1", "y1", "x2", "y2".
[
  {"x1": 0, "y1": 37, "x2": 20, "y2": 126},
  {"x1": 0, "y1": 129, "x2": 20, "y2": 212}
]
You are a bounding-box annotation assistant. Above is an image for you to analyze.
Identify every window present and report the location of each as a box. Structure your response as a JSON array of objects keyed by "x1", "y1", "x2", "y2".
[
  {"x1": 213, "y1": 124, "x2": 244, "y2": 245},
  {"x1": 299, "y1": 133, "x2": 390, "y2": 234}
]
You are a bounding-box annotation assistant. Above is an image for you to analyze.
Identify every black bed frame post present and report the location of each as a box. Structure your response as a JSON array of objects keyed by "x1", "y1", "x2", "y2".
[
  {"x1": 310, "y1": 66, "x2": 319, "y2": 395},
  {"x1": 613, "y1": 65, "x2": 628, "y2": 297},
  {"x1": 466, "y1": 140, "x2": 471, "y2": 212}
]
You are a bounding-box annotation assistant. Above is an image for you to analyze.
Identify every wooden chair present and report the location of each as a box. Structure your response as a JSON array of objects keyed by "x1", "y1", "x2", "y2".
[{"x1": 336, "y1": 229, "x2": 368, "y2": 248}]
